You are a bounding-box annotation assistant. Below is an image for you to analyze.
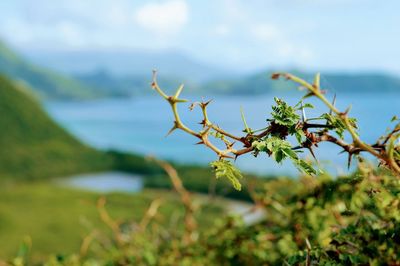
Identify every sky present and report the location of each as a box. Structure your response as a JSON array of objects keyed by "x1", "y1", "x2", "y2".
[{"x1": 0, "y1": 0, "x2": 400, "y2": 74}]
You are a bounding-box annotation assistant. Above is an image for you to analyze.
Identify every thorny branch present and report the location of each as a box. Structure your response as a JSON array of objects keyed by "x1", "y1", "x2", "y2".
[
  {"x1": 152, "y1": 158, "x2": 198, "y2": 244},
  {"x1": 151, "y1": 70, "x2": 400, "y2": 189}
]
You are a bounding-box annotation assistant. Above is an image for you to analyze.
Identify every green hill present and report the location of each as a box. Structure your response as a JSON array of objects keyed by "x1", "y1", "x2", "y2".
[
  {"x1": 0, "y1": 41, "x2": 99, "y2": 100},
  {"x1": 74, "y1": 68, "x2": 400, "y2": 97},
  {"x1": 0, "y1": 74, "x2": 113, "y2": 179},
  {"x1": 200, "y1": 70, "x2": 400, "y2": 94}
]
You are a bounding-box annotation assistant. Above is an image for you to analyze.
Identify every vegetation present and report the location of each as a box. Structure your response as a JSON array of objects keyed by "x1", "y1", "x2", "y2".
[
  {"x1": 201, "y1": 70, "x2": 400, "y2": 95},
  {"x1": 77, "y1": 68, "x2": 400, "y2": 97},
  {"x1": 76, "y1": 70, "x2": 190, "y2": 98},
  {"x1": 9, "y1": 163, "x2": 399, "y2": 265},
  {"x1": 3, "y1": 38, "x2": 400, "y2": 101},
  {"x1": 0, "y1": 74, "x2": 113, "y2": 180},
  {"x1": 118, "y1": 71, "x2": 400, "y2": 265},
  {"x1": 144, "y1": 164, "x2": 260, "y2": 201},
  {"x1": 0, "y1": 74, "x2": 166, "y2": 180},
  {"x1": 0, "y1": 182, "x2": 223, "y2": 261},
  {"x1": 0, "y1": 40, "x2": 99, "y2": 100},
  {"x1": 2, "y1": 70, "x2": 400, "y2": 265},
  {"x1": 152, "y1": 71, "x2": 400, "y2": 189}
]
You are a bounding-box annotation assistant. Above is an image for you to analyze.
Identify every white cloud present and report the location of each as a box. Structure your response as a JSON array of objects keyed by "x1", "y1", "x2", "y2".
[
  {"x1": 250, "y1": 22, "x2": 314, "y2": 62},
  {"x1": 250, "y1": 23, "x2": 281, "y2": 42},
  {"x1": 135, "y1": 0, "x2": 188, "y2": 35},
  {"x1": 213, "y1": 24, "x2": 230, "y2": 36},
  {"x1": 56, "y1": 21, "x2": 87, "y2": 47},
  {"x1": 277, "y1": 43, "x2": 314, "y2": 61},
  {"x1": 220, "y1": 0, "x2": 247, "y2": 21}
]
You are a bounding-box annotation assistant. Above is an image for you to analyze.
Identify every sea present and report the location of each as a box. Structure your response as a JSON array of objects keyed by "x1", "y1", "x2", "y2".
[{"x1": 46, "y1": 91, "x2": 400, "y2": 177}]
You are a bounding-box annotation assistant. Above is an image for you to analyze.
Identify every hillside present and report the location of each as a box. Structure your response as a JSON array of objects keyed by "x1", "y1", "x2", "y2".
[
  {"x1": 22, "y1": 49, "x2": 233, "y2": 82},
  {"x1": 20, "y1": 47, "x2": 400, "y2": 97},
  {"x1": 0, "y1": 41, "x2": 99, "y2": 100},
  {"x1": 201, "y1": 70, "x2": 400, "y2": 94},
  {"x1": 75, "y1": 69, "x2": 192, "y2": 97},
  {"x1": 19, "y1": 45, "x2": 400, "y2": 97},
  {"x1": 0, "y1": 74, "x2": 113, "y2": 179},
  {"x1": 74, "y1": 68, "x2": 400, "y2": 97}
]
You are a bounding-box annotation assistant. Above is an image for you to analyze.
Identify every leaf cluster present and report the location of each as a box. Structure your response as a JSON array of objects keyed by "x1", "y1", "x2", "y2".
[
  {"x1": 152, "y1": 71, "x2": 400, "y2": 191},
  {"x1": 210, "y1": 159, "x2": 243, "y2": 191}
]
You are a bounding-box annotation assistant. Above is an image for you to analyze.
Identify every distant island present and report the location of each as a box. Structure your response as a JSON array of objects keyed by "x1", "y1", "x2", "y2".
[{"x1": 1, "y1": 39, "x2": 399, "y2": 100}]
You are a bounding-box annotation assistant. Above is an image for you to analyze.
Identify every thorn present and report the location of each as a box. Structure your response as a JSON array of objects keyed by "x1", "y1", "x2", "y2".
[
  {"x1": 200, "y1": 126, "x2": 211, "y2": 136},
  {"x1": 198, "y1": 119, "x2": 207, "y2": 127},
  {"x1": 347, "y1": 153, "x2": 353, "y2": 169},
  {"x1": 189, "y1": 102, "x2": 200, "y2": 111},
  {"x1": 344, "y1": 105, "x2": 352, "y2": 115},
  {"x1": 201, "y1": 99, "x2": 212, "y2": 108},
  {"x1": 234, "y1": 154, "x2": 239, "y2": 161},
  {"x1": 174, "y1": 98, "x2": 188, "y2": 103},
  {"x1": 195, "y1": 141, "x2": 204, "y2": 145},
  {"x1": 225, "y1": 141, "x2": 235, "y2": 150},
  {"x1": 152, "y1": 70, "x2": 158, "y2": 83},
  {"x1": 301, "y1": 101, "x2": 307, "y2": 122},
  {"x1": 308, "y1": 147, "x2": 318, "y2": 162},
  {"x1": 303, "y1": 92, "x2": 315, "y2": 99},
  {"x1": 165, "y1": 122, "x2": 179, "y2": 137},
  {"x1": 329, "y1": 94, "x2": 336, "y2": 115},
  {"x1": 174, "y1": 84, "x2": 184, "y2": 98}
]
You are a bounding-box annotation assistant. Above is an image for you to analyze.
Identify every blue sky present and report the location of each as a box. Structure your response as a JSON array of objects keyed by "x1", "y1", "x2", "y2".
[{"x1": 0, "y1": 0, "x2": 400, "y2": 74}]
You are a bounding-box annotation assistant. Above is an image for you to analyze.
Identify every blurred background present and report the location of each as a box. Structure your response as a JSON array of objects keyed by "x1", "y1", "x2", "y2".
[{"x1": 0, "y1": 0, "x2": 399, "y2": 260}]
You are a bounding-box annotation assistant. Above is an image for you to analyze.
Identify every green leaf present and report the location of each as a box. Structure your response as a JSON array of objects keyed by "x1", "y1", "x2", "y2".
[
  {"x1": 210, "y1": 160, "x2": 243, "y2": 191},
  {"x1": 282, "y1": 147, "x2": 298, "y2": 160},
  {"x1": 270, "y1": 98, "x2": 300, "y2": 127},
  {"x1": 294, "y1": 129, "x2": 305, "y2": 144},
  {"x1": 320, "y1": 113, "x2": 357, "y2": 139},
  {"x1": 275, "y1": 149, "x2": 285, "y2": 163},
  {"x1": 296, "y1": 159, "x2": 316, "y2": 175}
]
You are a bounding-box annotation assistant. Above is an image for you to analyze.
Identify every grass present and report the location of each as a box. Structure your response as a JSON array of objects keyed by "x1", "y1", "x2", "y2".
[
  {"x1": 145, "y1": 164, "x2": 277, "y2": 202},
  {"x1": 0, "y1": 73, "x2": 165, "y2": 181},
  {"x1": 0, "y1": 180, "x2": 223, "y2": 261}
]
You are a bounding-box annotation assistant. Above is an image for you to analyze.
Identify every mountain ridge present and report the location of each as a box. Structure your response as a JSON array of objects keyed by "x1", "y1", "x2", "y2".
[
  {"x1": 22, "y1": 48, "x2": 234, "y2": 83},
  {"x1": 0, "y1": 40, "x2": 101, "y2": 100}
]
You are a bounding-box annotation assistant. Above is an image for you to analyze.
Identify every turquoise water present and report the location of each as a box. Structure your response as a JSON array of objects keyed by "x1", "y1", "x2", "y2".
[{"x1": 46, "y1": 92, "x2": 400, "y2": 176}]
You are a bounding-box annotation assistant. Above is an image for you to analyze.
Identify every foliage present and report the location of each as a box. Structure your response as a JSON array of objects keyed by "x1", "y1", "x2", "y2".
[
  {"x1": 0, "y1": 75, "x2": 163, "y2": 180},
  {"x1": 12, "y1": 163, "x2": 400, "y2": 265},
  {"x1": 3, "y1": 71, "x2": 400, "y2": 265},
  {"x1": 0, "y1": 74, "x2": 112, "y2": 180},
  {"x1": 210, "y1": 160, "x2": 243, "y2": 191},
  {"x1": 0, "y1": 181, "x2": 223, "y2": 260},
  {"x1": 152, "y1": 71, "x2": 400, "y2": 190},
  {"x1": 194, "y1": 166, "x2": 400, "y2": 265},
  {"x1": 144, "y1": 165, "x2": 257, "y2": 201}
]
